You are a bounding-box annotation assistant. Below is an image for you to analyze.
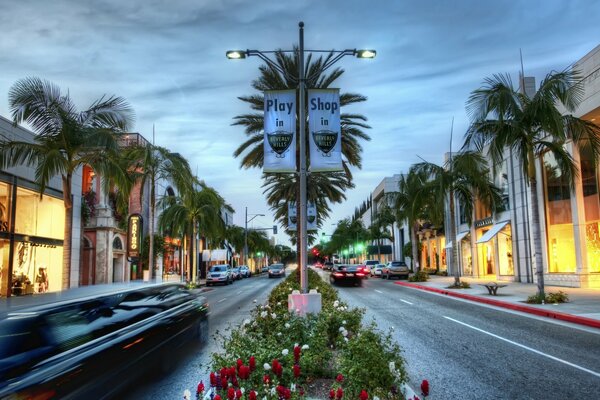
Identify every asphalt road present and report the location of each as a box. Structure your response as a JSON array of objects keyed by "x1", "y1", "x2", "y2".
[
  {"x1": 120, "y1": 273, "x2": 283, "y2": 400},
  {"x1": 325, "y1": 270, "x2": 600, "y2": 400}
]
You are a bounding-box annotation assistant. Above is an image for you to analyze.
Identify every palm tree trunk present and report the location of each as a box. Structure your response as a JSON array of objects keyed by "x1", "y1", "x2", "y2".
[
  {"x1": 149, "y1": 179, "x2": 156, "y2": 280},
  {"x1": 62, "y1": 175, "x2": 73, "y2": 290},
  {"x1": 448, "y1": 190, "x2": 460, "y2": 286},
  {"x1": 529, "y1": 175, "x2": 545, "y2": 298},
  {"x1": 192, "y1": 220, "x2": 198, "y2": 282},
  {"x1": 411, "y1": 222, "x2": 420, "y2": 272}
]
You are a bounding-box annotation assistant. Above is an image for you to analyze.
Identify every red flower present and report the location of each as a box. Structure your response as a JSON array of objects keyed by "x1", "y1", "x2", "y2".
[
  {"x1": 298, "y1": 386, "x2": 305, "y2": 396},
  {"x1": 239, "y1": 365, "x2": 250, "y2": 380},
  {"x1": 229, "y1": 367, "x2": 236, "y2": 379},
  {"x1": 294, "y1": 345, "x2": 301, "y2": 363},
  {"x1": 284, "y1": 388, "x2": 292, "y2": 399},
  {"x1": 293, "y1": 364, "x2": 301, "y2": 378},
  {"x1": 336, "y1": 387, "x2": 343, "y2": 399},
  {"x1": 231, "y1": 375, "x2": 239, "y2": 387},
  {"x1": 249, "y1": 391, "x2": 257, "y2": 400},
  {"x1": 227, "y1": 387, "x2": 235, "y2": 400},
  {"x1": 236, "y1": 358, "x2": 243, "y2": 370},
  {"x1": 210, "y1": 372, "x2": 217, "y2": 387},
  {"x1": 235, "y1": 389, "x2": 242, "y2": 399},
  {"x1": 272, "y1": 359, "x2": 283, "y2": 377},
  {"x1": 214, "y1": 396, "x2": 221, "y2": 400},
  {"x1": 329, "y1": 389, "x2": 335, "y2": 399},
  {"x1": 359, "y1": 390, "x2": 368, "y2": 400},
  {"x1": 197, "y1": 381, "x2": 205, "y2": 394},
  {"x1": 220, "y1": 367, "x2": 229, "y2": 378},
  {"x1": 249, "y1": 356, "x2": 256, "y2": 371},
  {"x1": 421, "y1": 379, "x2": 429, "y2": 397},
  {"x1": 263, "y1": 374, "x2": 271, "y2": 385},
  {"x1": 220, "y1": 376, "x2": 228, "y2": 389},
  {"x1": 336, "y1": 374, "x2": 344, "y2": 383}
]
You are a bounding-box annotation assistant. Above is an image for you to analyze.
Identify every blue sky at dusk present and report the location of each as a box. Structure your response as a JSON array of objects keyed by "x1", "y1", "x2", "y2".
[{"x1": 1, "y1": 0, "x2": 598, "y2": 246}]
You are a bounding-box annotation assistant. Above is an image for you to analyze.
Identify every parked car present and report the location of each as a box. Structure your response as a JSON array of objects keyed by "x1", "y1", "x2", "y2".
[
  {"x1": 371, "y1": 264, "x2": 386, "y2": 277},
  {"x1": 261, "y1": 265, "x2": 269, "y2": 273},
  {"x1": 268, "y1": 263, "x2": 286, "y2": 278},
  {"x1": 207, "y1": 264, "x2": 233, "y2": 286},
  {"x1": 0, "y1": 282, "x2": 209, "y2": 399},
  {"x1": 239, "y1": 265, "x2": 251, "y2": 278},
  {"x1": 231, "y1": 267, "x2": 242, "y2": 280},
  {"x1": 323, "y1": 261, "x2": 334, "y2": 271},
  {"x1": 329, "y1": 264, "x2": 365, "y2": 286},
  {"x1": 382, "y1": 260, "x2": 410, "y2": 280}
]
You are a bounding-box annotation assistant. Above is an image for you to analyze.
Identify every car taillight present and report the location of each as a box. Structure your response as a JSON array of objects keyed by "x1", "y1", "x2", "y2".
[
  {"x1": 356, "y1": 272, "x2": 365, "y2": 277},
  {"x1": 333, "y1": 272, "x2": 343, "y2": 277}
]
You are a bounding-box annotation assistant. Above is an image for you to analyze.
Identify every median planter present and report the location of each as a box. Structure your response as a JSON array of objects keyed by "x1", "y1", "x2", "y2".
[{"x1": 191, "y1": 268, "x2": 409, "y2": 399}]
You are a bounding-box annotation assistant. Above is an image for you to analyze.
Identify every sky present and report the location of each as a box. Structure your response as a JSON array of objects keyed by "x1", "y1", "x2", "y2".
[{"x1": 1, "y1": 0, "x2": 599, "y2": 246}]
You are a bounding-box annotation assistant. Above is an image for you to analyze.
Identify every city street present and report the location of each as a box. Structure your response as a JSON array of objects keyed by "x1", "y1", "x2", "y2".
[
  {"x1": 324, "y1": 271, "x2": 600, "y2": 399},
  {"x1": 122, "y1": 273, "x2": 282, "y2": 400}
]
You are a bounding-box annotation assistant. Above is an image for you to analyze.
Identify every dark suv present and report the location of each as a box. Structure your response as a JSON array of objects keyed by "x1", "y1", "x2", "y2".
[{"x1": 382, "y1": 260, "x2": 410, "y2": 280}]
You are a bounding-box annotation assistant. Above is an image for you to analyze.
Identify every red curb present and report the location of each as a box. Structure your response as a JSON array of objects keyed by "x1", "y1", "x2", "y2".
[{"x1": 394, "y1": 281, "x2": 600, "y2": 330}]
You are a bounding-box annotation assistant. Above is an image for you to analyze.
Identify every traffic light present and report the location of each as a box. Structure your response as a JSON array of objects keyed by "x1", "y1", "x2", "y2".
[{"x1": 273, "y1": 225, "x2": 277, "y2": 234}]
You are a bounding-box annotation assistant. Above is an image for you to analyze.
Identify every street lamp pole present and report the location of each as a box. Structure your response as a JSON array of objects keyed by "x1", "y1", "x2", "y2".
[{"x1": 244, "y1": 206, "x2": 265, "y2": 273}]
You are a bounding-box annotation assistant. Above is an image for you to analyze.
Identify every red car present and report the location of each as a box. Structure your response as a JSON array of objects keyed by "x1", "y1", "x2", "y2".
[{"x1": 329, "y1": 264, "x2": 366, "y2": 286}]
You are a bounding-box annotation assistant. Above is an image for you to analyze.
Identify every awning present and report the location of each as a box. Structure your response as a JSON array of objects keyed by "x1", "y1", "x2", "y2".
[
  {"x1": 476, "y1": 221, "x2": 510, "y2": 244},
  {"x1": 445, "y1": 241, "x2": 453, "y2": 249},
  {"x1": 367, "y1": 245, "x2": 392, "y2": 255},
  {"x1": 201, "y1": 250, "x2": 211, "y2": 261},
  {"x1": 210, "y1": 249, "x2": 228, "y2": 261},
  {"x1": 456, "y1": 231, "x2": 469, "y2": 242}
]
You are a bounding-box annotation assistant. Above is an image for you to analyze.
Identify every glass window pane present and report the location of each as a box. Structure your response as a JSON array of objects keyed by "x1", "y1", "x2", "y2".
[{"x1": 580, "y1": 146, "x2": 600, "y2": 273}]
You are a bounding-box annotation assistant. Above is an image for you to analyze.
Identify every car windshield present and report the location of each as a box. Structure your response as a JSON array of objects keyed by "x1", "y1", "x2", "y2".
[
  {"x1": 210, "y1": 266, "x2": 227, "y2": 272},
  {"x1": 391, "y1": 262, "x2": 406, "y2": 267},
  {"x1": 269, "y1": 265, "x2": 283, "y2": 270}
]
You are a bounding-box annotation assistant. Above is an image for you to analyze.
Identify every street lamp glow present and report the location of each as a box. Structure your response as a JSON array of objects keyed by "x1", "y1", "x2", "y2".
[
  {"x1": 356, "y1": 49, "x2": 376, "y2": 59},
  {"x1": 226, "y1": 50, "x2": 247, "y2": 59}
]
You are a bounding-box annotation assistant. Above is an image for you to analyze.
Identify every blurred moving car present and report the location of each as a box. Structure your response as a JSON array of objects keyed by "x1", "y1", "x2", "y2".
[
  {"x1": 314, "y1": 262, "x2": 323, "y2": 268},
  {"x1": 371, "y1": 264, "x2": 385, "y2": 277},
  {"x1": 323, "y1": 261, "x2": 334, "y2": 271},
  {"x1": 382, "y1": 260, "x2": 410, "y2": 280},
  {"x1": 268, "y1": 263, "x2": 286, "y2": 278},
  {"x1": 329, "y1": 264, "x2": 365, "y2": 286},
  {"x1": 239, "y1": 265, "x2": 251, "y2": 278},
  {"x1": 231, "y1": 267, "x2": 242, "y2": 280},
  {"x1": 0, "y1": 282, "x2": 209, "y2": 399},
  {"x1": 207, "y1": 264, "x2": 233, "y2": 286}
]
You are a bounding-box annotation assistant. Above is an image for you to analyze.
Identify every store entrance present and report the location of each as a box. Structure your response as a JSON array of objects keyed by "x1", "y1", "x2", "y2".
[{"x1": 477, "y1": 229, "x2": 496, "y2": 277}]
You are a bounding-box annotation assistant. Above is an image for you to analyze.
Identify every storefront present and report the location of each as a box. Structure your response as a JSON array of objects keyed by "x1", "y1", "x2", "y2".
[
  {"x1": 476, "y1": 221, "x2": 514, "y2": 279},
  {"x1": 0, "y1": 178, "x2": 65, "y2": 297}
]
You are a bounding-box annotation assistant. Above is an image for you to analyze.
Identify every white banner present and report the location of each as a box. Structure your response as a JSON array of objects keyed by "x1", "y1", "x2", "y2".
[
  {"x1": 308, "y1": 89, "x2": 342, "y2": 172},
  {"x1": 264, "y1": 90, "x2": 296, "y2": 173},
  {"x1": 288, "y1": 201, "x2": 317, "y2": 231}
]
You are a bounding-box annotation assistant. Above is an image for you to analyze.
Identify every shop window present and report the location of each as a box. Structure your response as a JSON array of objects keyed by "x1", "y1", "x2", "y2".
[
  {"x1": 12, "y1": 241, "x2": 63, "y2": 294},
  {"x1": 497, "y1": 224, "x2": 514, "y2": 276},
  {"x1": 544, "y1": 152, "x2": 576, "y2": 273},
  {"x1": 14, "y1": 187, "x2": 64, "y2": 240},
  {"x1": 113, "y1": 237, "x2": 123, "y2": 250},
  {"x1": 580, "y1": 147, "x2": 600, "y2": 273},
  {"x1": 461, "y1": 240, "x2": 472, "y2": 275}
]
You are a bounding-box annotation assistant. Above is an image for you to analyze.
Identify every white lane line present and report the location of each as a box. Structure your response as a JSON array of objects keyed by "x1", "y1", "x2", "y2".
[
  {"x1": 400, "y1": 299, "x2": 413, "y2": 305},
  {"x1": 217, "y1": 298, "x2": 228, "y2": 303},
  {"x1": 375, "y1": 290, "x2": 383, "y2": 294},
  {"x1": 444, "y1": 316, "x2": 600, "y2": 378}
]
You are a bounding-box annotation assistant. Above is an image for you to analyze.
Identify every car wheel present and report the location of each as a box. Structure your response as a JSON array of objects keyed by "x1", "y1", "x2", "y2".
[{"x1": 386, "y1": 273, "x2": 390, "y2": 280}]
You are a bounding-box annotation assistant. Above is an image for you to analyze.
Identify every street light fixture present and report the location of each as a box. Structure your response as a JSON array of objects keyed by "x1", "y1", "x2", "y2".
[
  {"x1": 245, "y1": 207, "x2": 265, "y2": 273},
  {"x1": 227, "y1": 22, "x2": 375, "y2": 294}
]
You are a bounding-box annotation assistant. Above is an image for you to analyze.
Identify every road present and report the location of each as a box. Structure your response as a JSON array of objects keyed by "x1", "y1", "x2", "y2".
[
  {"x1": 121, "y1": 273, "x2": 281, "y2": 400},
  {"x1": 324, "y1": 270, "x2": 600, "y2": 399}
]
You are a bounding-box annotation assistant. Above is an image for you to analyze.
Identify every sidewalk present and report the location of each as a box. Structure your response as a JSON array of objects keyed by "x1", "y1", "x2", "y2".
[{"x1": 394, "y1": 275, "x2": 600, "y2": 330}]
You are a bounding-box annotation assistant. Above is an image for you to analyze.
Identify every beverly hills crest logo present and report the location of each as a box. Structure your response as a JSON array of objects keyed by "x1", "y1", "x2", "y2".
[
  {"x1": 311, "y1": 129, "x2": 337, "y2": 156},
  {"x1": 267, "y1": 130, "x2": 294, "y2": 157}
]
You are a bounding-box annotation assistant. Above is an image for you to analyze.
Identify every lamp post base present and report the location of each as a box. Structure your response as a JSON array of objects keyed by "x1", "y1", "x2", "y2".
[{"x1": 288, "y1": 290, "x2": 322, "y2": 316}]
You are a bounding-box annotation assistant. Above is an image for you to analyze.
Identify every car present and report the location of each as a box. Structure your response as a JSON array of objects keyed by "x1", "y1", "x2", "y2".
[
  {"x1": 231, "y1": 267, "x2": 242, "y2": 280},
  {"x1": 268, "y1": 263, "x2": 286, "y2": 278},
  {"x1": 239, "y1": 265, "x2": 251, "y2": 278},
  {"x1": 206, "y1": 264, "x2": 233, "y2": 286},
  {"x1": 371, "y1": 264, "x2": 386, "y2": 277},
  {"x1": 329, "y1": 264, "x2": 366, "y2": 286},
  {"x1": 0, "y1": 282, "x2": 209, "y2": 399},
  {"x1": 382, "y1": 260, "x2": 410, "y2": 280},
  {"x1": 314, "y1": 262, "x2": 323, "y2": 268},
  {"x1": 356, "y1": 263, "x2": 371, "y2": 278},
  {"x1": 261, "y1": 265, "x2": 269, "y2": 273},
  {"x1": 323, "y1": 261, "x2": 334, "y2": 271}
]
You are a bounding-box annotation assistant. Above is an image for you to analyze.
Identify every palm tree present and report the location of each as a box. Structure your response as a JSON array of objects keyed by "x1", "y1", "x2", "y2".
[
  {"x1": 413, "y1": 151, "x2": 501, "y2": 286},
  {"x1": 393, "y1": 169, "x2": 432, "y2": 272},
  {"x1": 465, "y1": 70, "x2": 600, "y2": 297},
  {"x1": 124, "y1": 143, "x2": 193, "y2": 280},
  {"x1": 374, "y1": 201, "x2": 397, "y2": 259},
  {"x1": 232, "y1": 49, "x2": 371, "y2": 242},
  {"x1": 158, "y1": 183, "x2": 224, "y2": 282},
  {"x1": 0, "y1": 77, "x2": 134, "y2": 289}
]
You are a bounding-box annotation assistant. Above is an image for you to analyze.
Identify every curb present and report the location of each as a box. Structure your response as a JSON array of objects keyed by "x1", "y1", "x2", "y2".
[{"x1": 394, "y1": 281, "x2": 600, "y2": 330}]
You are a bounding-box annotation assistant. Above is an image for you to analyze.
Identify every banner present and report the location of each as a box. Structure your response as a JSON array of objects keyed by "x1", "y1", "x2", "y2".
[
  {"x1": 264, "y1": 90, "x2": 296, "y2": 173},
  {"x1": 127, "y1": 214, "x2": 143, "y2": 260},
  {"x1": 308, "y1": 89, "x2": 342, "y2": 172},
  {"x1": 288, "y1": 202, "x2": 317, "y2": 231}
]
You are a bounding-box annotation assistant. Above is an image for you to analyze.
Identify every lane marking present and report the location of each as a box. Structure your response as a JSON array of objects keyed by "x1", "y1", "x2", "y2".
[
  {"x1": 444, "y1": 316, "x2": 600, "y2": 378},
  {"x1": 217, "y1": 298, "x2": 228, "y2": 303},
  {"x1": 400, "y1": 299, "x2": 413, "y2": 305},
  {"x1": 375, "y1": 290, "x2": 383, "y2": 294}
]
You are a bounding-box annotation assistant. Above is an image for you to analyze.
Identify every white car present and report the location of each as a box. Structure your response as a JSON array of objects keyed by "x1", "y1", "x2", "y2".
[
  {"x1": 371, "y1": 264, "x2": 385, "y2": 277},
  {"x1": 206, "y1": 264, "x2": 233, "y2": 286}
]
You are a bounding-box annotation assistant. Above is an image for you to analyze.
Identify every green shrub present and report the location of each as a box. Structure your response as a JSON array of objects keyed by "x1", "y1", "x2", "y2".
[
  {"x1": 409, "y1": 270, "x2": 429, "y2": 282},
  {"x1": 526, "y1": 291, "x2": 569, "y2": 304},
  {"x1": 447, "y1": 280, "x2": 470, "y2": 289}
]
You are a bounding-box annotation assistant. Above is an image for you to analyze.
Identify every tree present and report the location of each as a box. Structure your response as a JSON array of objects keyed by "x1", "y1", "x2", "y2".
[
  {"x1": 413, "y1": 151, "x2": 501, "y2": 285},
  {"x1": 373, "y1": 200, "x2": 397, "y2": 259},
  {"x1": 124, "y1": 143, "x2": 193, "y2": 280},
  {"x1": 465, "y1": 70, "x2": 600, "y2": 297},
  {"x1": 0, "y1": 77, "x2": 134, "y2": 290},
  {"x1": 232, "y1": 49, "x2": 371, "y2": 247},
  {"x1": 158, "y1": 183, "x2": 224, "y2": 282}
]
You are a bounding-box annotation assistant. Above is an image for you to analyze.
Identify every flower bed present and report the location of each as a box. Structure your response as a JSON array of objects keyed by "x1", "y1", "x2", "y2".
[{"x1": 193, "y1": 268, "x2": 409, "y2": 399}]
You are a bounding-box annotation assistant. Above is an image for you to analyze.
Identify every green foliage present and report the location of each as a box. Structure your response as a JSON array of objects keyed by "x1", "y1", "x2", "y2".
[
  {"x1": 447, "y1": 280, "x2": 470, "y2": 289},
  {"x1": 527, "y1": 291, "x2": 569, "y2": 304},
  {"x1": 408, "y1": 270, "x2": 429, "y2": 282}
]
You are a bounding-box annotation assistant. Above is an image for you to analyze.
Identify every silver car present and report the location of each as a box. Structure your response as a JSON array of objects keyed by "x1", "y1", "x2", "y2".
[
  {"x1": 371, "y1": 264, "x2": 385, "y2": 277},
  {"x1": 207, "y1": 264, "x2": 233, "y2": 286},
  {"x1": 382, "y1": 261, "x2": 410, "y2": 280}
]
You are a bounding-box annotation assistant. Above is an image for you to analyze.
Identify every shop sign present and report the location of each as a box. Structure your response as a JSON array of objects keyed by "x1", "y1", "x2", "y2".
[
  {"x1": 127, "y1": 214, "x2": 143, "y2": 259},
  {"x1": 308, "y1": 89, "x2": 343, "y2": 172},
  {"x1": 264, "y1": 90, "x2": 297, "y2": 173}
]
